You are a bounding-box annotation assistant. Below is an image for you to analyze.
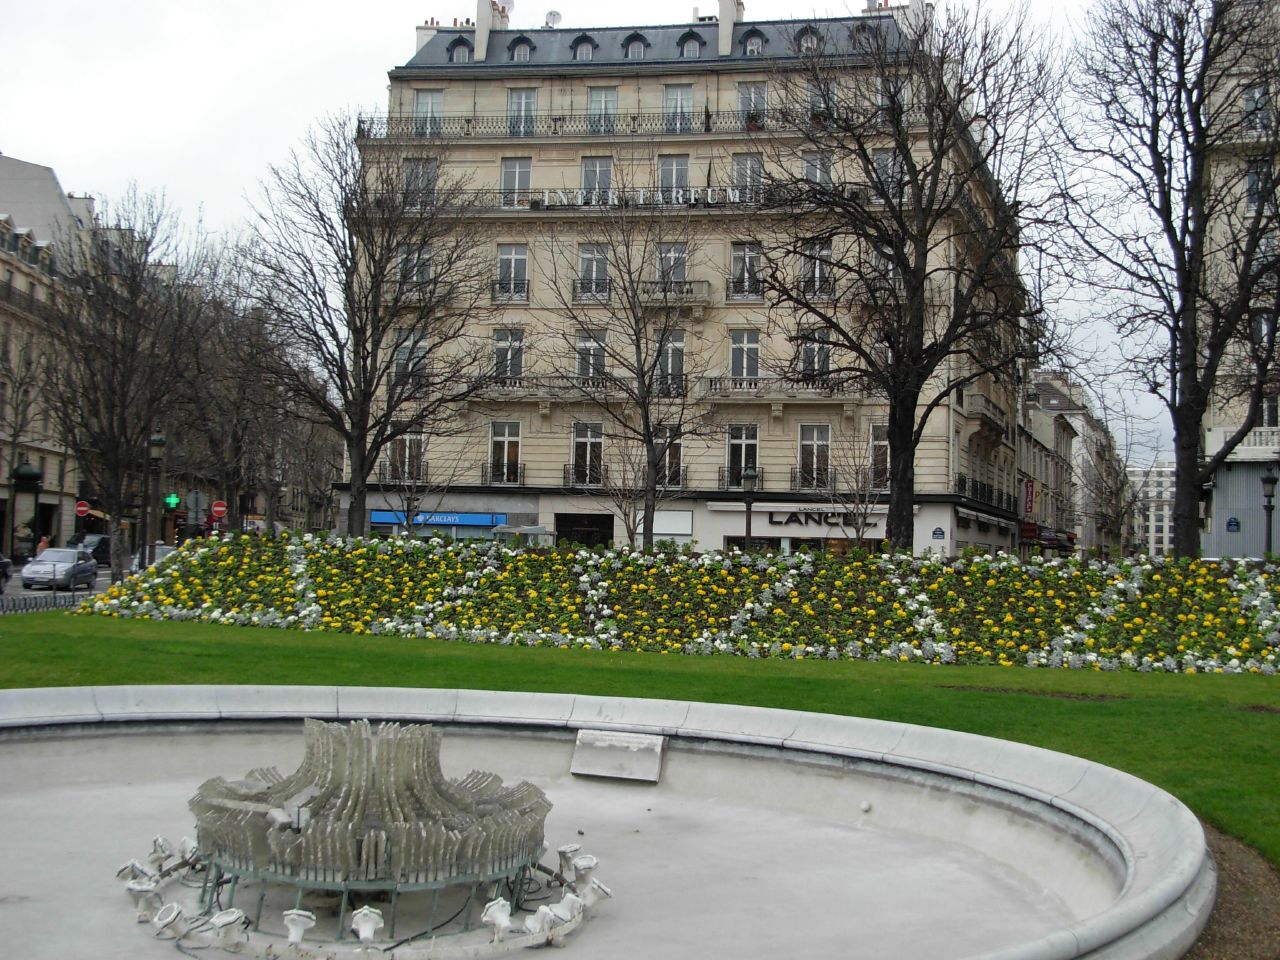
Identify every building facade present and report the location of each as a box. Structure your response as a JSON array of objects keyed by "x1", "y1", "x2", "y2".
[
  {"x1": 347, "y1": 0, "x2": 1025, "y2": 555},
  {"x1": 1128, "y1": 461, "x2": 1175, "y2": 557}
]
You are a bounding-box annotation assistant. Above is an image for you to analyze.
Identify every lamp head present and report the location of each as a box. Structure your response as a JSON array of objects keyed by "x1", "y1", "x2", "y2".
[
  {"x1": 148, "y1": 434, "x2": 167, "y2": 461},
  {"x1": 741, "y1": 465, "x2": 759, "y2": 493},
  {"x1": 1264, "y1": 472, "x2": 1278, "y2": 498}
]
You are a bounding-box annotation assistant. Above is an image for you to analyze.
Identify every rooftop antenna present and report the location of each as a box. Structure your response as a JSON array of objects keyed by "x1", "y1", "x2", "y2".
[{"x1": 545, "y1": 10, "x2": 562, "y2": 27}]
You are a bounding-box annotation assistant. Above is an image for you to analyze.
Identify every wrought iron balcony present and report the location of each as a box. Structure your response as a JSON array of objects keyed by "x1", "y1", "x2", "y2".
[
  {"x1": 637, "y1": 279, "x2": 711, "y2": 304},
  {"x1": 791, "y1": 466, "x2": 834, "y2": 491},
  {"x1": 573, "y1": 277, "x2": 612, "y2": 302},
  {"x1": 377, "y1": 461, "x2": 428, "y2": 484},
  {"x1": 0, "y1": 280, "x2": 46, "y2": 318},
  {"x1": 653, "y1": 375, "x2": 687, "y2": 398},
  {"x1": 727, "y1": 275, "x2": 764, "y2": 300},
  {"x1": 358, "y1": 108, "x2": 786, "y2": 142},
  {"x1": 719, "y1": 465, "x2": 765, "y2": 491},
  {"x1": 482, "y1": 461, "x2": 524, "y2": 485},
  {"x1": 657, "y1": 464, "x2": 687, "y2": 489},
  {"x1": 563, "y1": 462, "x2": 609, "y2": 488},
  {"x1": 491, "y1": 278, "x2": 529, "y2": 302},
  {"x1": 798, "y1": 276, "x2": 835, "y2": 299},
  {"x1": 953, "y1": 474, "x2": 1016, "y2": 513},
  {"x1": 703, "y1": 376, "x2": 852, "y2": 398}
]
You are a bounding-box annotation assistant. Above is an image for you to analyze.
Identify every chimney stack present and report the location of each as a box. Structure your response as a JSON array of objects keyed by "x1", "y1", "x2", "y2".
[
  {"x1": 415, "y1": 17, "x2": 439, "y2": 54},
  {"x1": 717, "y1": 0, "x2": 741, "y2": 55}
]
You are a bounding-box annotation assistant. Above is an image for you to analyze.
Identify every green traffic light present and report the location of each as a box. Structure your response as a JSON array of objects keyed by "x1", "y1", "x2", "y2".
[{"x1": 164, "y1": 493, "x2": 181, "y2": 509}]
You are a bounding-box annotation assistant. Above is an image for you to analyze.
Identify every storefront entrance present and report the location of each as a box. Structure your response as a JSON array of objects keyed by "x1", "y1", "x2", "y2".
[{"x1": 555, "y1": 513, "x2": 613, "y2": 547}]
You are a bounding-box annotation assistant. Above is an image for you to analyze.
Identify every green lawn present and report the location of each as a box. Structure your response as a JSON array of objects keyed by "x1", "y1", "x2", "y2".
[{"x1": 3, "y1": 612, "x2": 1278, "y2": 865}]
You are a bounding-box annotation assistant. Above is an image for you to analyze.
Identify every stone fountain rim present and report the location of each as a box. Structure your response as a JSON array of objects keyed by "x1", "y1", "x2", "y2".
[{"x1": 0, "y1": 684, "x2": 1214, "y2": 960}]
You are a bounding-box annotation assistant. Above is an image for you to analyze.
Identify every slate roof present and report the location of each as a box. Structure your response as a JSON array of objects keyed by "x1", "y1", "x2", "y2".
[
  {"x1": 0, "y1": 155, "x2": 88, "y2": 248},
  {"x1": 396, "y1": 15, "x2": 895, "y2": 73}
]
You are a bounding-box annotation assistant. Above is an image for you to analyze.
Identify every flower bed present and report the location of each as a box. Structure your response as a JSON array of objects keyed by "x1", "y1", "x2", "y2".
[{"x1": 81, "y1": 534, "x2": 1279, "y2": 674}]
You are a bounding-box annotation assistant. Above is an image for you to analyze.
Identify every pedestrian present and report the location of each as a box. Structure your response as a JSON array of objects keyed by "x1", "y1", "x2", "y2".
[{"x1": 35, "y1": 535, "x2": 49, "y2": 556}]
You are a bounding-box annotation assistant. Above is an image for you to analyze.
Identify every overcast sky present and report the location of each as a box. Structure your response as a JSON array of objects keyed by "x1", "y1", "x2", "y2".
[{"x1": 3, "y1": 0, "x2": 1162, "y2": 452}]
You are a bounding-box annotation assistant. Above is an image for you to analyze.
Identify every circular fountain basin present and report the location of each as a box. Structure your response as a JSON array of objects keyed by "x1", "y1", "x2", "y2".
[{"x1": 0, "y1": 686, "x2": 1214, "y2": 959}]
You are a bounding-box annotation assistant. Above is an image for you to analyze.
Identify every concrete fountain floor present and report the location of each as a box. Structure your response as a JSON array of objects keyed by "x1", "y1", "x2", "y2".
[{"x1": 1, "y1": 724, "x2": 1080, "y2": 960}]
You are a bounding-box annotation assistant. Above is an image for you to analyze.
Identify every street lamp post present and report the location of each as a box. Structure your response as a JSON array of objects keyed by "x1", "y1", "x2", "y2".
[
  {"x1": 147, "y1": 434, "x2": 166, "y2": 567},
  {"x1": 741, "y1": 464, "x2": 759, "y2": 551},
  {"x1": 1263, "y1": 471, "x2": 1278, "y2": 557}
]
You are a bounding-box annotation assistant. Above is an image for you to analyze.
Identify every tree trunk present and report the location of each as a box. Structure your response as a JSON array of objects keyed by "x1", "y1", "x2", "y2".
[
  {"x1": 641, "y1": 458, "x2": 658, "y2": 551},
  {"x1": 1170, "y1": 409, "x2": 1203, "y2": 557},
  {"x1": 885, "y1": 396, "x2": 919, "y2": 552},
  {"x1": 347, "y1": 444, "x2": 368, "y2": 537}
]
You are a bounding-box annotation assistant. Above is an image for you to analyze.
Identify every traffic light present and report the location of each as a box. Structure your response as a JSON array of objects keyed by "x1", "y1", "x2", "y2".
[{"x1": 164, "y1": 492, "x2": 181, "y2": 509}]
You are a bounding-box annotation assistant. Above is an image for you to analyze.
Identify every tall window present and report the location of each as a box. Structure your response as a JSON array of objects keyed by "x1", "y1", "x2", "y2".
[
  {"x1": 870, "y1": 423, "x2": 889, "y2": 488},
  {"x1": 873, "y1": 148, "x2": 906, "y2": 197},
  {"x1": 392, "y1": 334, "x2": 430, "y2": 388},
  {"x1": 802, "y1": 150, "x2": 832, "y2": 186},
  {"x1": 737, "y1": 81, "x2": 767, "y2": 128},
  {"x1": 386, "y1": 433, "x2": 426, "y2": 482},
  {"x1": 490, "y1": 422, "x2": 521, "y2": 484},
  {"x1": 511, "y1": 41, "x2": 531, "y2": 62},
  {"x1": 1244, "y1": 82, "x2": 1270, "y2": 131},
  {"x1": 403, "y1": 158, "x2": 437, "y2": 209},
  {"x1": 627, "y1": 39, "x2": 646, "y2": 60},
  {"x1": 729, "y1": 243, "x2": 762, "y2": 298},
  {"x1": 656, "y1": 425, "x2": 682, "y2": 486},
  {"x1": 398, "y1": 243, "x2": 432, "y2": 287},
  {"x1": 880, "y1": 77, "x2": 905, "y2": 115},
  {"x1": 726, "y1": 425, "x2": 759, "y2": 487},
  {"x1": 731, "y1": 153, "x2": 764, "y2": 202},
  {"x1": 496, "y1": 244, "x2": 529, "y2": 298},
  {"x1": 508, "y1": 88, "x2": 537, "y2": 137},
  {"x1": 656, "y1": 243, "x2": 688, "y2": 286},
  {"x1": 494, "y1": 329, "x2": 524, "y2": 379},
  {"x1": 664, "y1": 84, "x2": 694, "y2": 133},
  {"x1": 802, "y1": 240, "x2": 833, "y2": 297},
  {"x1": 1247, "y1": 157, "x2": 1272, "y2": 210},
  {"x1": 576, "y1": 329, "x2": 607, "y2": 379},
  {"x1": 682, "y1": 38, "x2": 701, "y2": 58},
  {"x1": 730, "y1": 329, "x2": 760, "y2": 381},
  {"x1": 573, "y1": 422, "x2": 605, "y2": 485},
  {"x1": 412, "y1": 89, "x2": 443, "y2": 136},
  {"x1": 588, "y1": 86, "x2": 617, "y2": 133},
  {"x1": 577, "y1": 244, "x2": 609, "y2": 298},
  {"x1": 574, "y1": 42, "x2": 594, "y2": 62},
  {"x1": 657, "y1": 331, "x2": 685, "y2": 395},
  {"x1": 1264, "y1": 394, "x2": 1280, "y2": 428},
  {"x1": 798, "y1": 424, "x2": 831, "y2": 488},
  {"x1": 659, "y1": 155, "x2": 689, "y2": 192},
  {"x1": 581, "y1": 156, "x2": 612, "y2": 201},
  {"x1": 798, "y1": 329, "x2": 831, "y2": 378},
  {"x1": 500, "y1": 157, "x2": 531, "y2": 208}
]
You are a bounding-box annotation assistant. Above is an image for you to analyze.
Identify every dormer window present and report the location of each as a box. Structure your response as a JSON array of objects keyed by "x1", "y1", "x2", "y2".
[
  {"x1": 797, "y1": 28, "x2": 820, "y2": 54},
  {"x1": 744, "y1": 33, "x2": 765, "y2": 57},
  {"x1": 683, "y1": 39, "x2": 700, "y2": 58},
  {"x1": 512, "y1": 42, "x2": 530, "y2": 61},
  {"x1": 623, "y1": 32, "x2": 649, "y2": 60},
  {"x1": 571, "y1": 34, "x2": 598, "y2": 61},
  {"x1": 447, "y1": 38, "x2": 473, "y2": 63}
]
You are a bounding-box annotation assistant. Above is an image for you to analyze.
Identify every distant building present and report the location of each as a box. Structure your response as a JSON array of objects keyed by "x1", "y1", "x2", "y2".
[
  {"x1": 1128, "y1": 461, "x2": 1175, "y2": 556},
  {"x1": 1018, "y1": 385, "x2": 1077, "y2": 557}
]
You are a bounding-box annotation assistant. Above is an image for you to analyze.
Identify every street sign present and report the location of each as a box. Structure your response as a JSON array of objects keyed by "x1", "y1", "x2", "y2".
[
  {"x1": 1227, "y1": 516, "x2": 1241, "y2": 533},
  {"x1": 186, "y1": 490, "x2": 209, "y2": 514},
  {"x1": 74, "y1": 500, "x2": 90, "y2": 518},
  {"x1": 932, "y1": 526, "x2": 946, "y2": 540},
  {"x1": 210, "y1": 500, "x2": 228, "y2": 519}
]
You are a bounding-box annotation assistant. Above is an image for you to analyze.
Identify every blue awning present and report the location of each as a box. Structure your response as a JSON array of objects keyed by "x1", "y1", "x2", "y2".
[{"x1": 370, "y1": 511, "x2": 507, "y2": 527}]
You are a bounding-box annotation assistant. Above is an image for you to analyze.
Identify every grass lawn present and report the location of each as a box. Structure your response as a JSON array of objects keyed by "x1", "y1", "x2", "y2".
[{"x1": 2, "y1": 611, "x2": 1278, "y2": 865}]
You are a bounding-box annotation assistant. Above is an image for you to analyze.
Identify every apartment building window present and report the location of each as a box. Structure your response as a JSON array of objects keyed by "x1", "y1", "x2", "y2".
[
  {"x1": 798, "y1": 30, "x2": 820, "y2": 54},
  {"x1": 802, "y1": 240, "x2": 833, "y2": 297},
  {"x1": 664, "y1": 84, "x2": 694, "y2": 133},
  {"x1": 873, "y1": 148, "x2": 906, "y2": 197},
  {"x1": 581, "y1": 157, "x2": 612, "y2": 201},
  {"x1": 574, "y1": 41, "x2": 594, "y2": 62},
  {"x1": 656, "y1": 425, "x2": 682, "y2": 485},
  {"x1": 657, "y1": 243, "x2": 688, "y2": 286},
  {"x1": 500, "y1": 158, "x2": 531, "y2": 208},
  {"x1": 659, "y1": 155, "x2": 689, "y2": 192},
  {"x1": 392, "y1": 334, "x2": 430, "y2": 387},
  {"x1": 511, "y1": 41, "x2": 531, "y2": 61},
  {"x1": 682, "y1": 38, "x2": 701, "y2": 58},
  {"x1": 576, "y1": 329, "x2": 607, "y2": 379},
  {"x1": 1244, "y1": 82, "x2": 1271, "y2": 131},
  {"x1": 450, "y1": 43, "x2": 471, "y2": 63},
  {"x1": 496, "y1": 244, "x2": 529, "y2": 298},
  {"x1": 573, "y1": 422, "x2": 605, "y2": 485},
  {"x1": 398, "y1": 243, "x2": 432, "y2": 285},
  {"x1": 798, "y1": 328, "x2": 831, "y2": 378},
  {"x1": 737, "y1": 81, "x2": 767, "y2": 129},
  {"x1": 657, "y1": 330, "x2": 685, "y2": 395},
  {"x1": 730, "y1": 329, "x2": 760, "y2": 381},
  {"x1": 588, "y1": 86, "x2": 617, "y2": 133},
  {"x1": 870, "y1": 422, "x2": 889, "y2": 488},
  {"x1": 744, "y1": 35, "x2": 764, "y2": 57},
  {"x1": 729, "y1": 243, "x2": 762, "y2": 298},
  {"x1": 1264, "y1": 394, "x2": 1280, "y2": 427},
  {"x1": 731, "y1": 153, "x2": 763, "y2": 202},
  {"x1": 627, "y1": 39, "x2": 646, "y2": 60},
  {"x1": 494, "y1": 329, "x2": 524, "y2": 379},
  {"x1": 798, "y1": 424, "x2": 831, "y2": 488},
  {"x1": 386, "y1": 433, "x2": 426, "y2": 482},
  {"x1": 880, "y1": 76, "x2": 905, "y2": 114},
  {"x1": 577, "y1": 244, "x2": 609, "y2": 298},
  {"x1": 508, "y1": 88, "x2": 537, "y2": 137},
  {"x1": 412, "y1": 89, "x2": 443, "y2": 136},
  {"x1": 802, "y1": 150, "x2": 833, "y2": 186},
  {"x1": 726, "y1": 425, "x2": 759, "y2": 486},
  {"x1": 1247, "y1": 157, "x2": 1272, "y2": 210},
  {"x1": 490, "y1": 422, "x2": 521, "y2": 484},
  {"x1": 403, "y1": 158, "x2": 437, "y2": 209}
]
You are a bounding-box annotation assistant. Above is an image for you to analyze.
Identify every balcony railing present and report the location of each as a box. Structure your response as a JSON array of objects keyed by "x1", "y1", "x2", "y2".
[
  {"x1": 482, "y1": 461, "x2": 525, "y2": 485},
  {"x1": 798, "y1": 276, "x2": 835, "y2": 299},
  {"x1": 727, "y1": 275, "x2": 764, "y2": 300},
  {"x1": 791, "y1": 466, "x2": 834, "y2": 491},
  {"x1": 491, "y1": 278, "x2": 529, "y2": 301},
  {"x1": 719, "y1": 465, "x2": 765, "y2": 490},
  {"x1": 563, "y1": 462, "x2": 609, "y2": 488},
  {"x1": 703, "y1": 376, "x2": 852, "y2": 397},
  {"x1": 573, "y1": 277, "x2": 612, "y2": 301},
  {"x1": 377, "y1": 461, "x2": 428, "y2": 484},
  {"x1": 358, "y1": 108, "x2": 788, "y2": 142},
  {"x1": 954, "y1": 474, "x2": 1016, "y2": 513},
  {"x1": 657, "y1": 464, "x2": 687, "y2": 489},
  {"x1": 637, "y1": 279, "x2": 711, "y2": 304},
  {"x1": 390, "y1": 186, "x2": 773, "y2": 214},
  {"x1": 0, "y1": 280, "x2": 46, "y2": 318}
]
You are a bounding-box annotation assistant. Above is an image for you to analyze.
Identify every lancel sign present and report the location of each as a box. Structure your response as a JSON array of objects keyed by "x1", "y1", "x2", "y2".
[{"x1": 766, "y1": 510, "x2": 868, "y2": 527}]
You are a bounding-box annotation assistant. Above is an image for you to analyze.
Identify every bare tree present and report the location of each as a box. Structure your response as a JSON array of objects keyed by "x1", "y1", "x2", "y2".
[
  {"x1": 822, "y1": 434, "x2": 888, "y2": 548},
  {"x1": 1064, "y1": 0, "x2": 1280, "y2": 555},
  {"x1": 378, "y1": 433, "x2": 470, "y2": 537},
  {"x1": 44, "y1": 190, "x2": 207, "y2": 581},
  {"x1": 0, "y1": 329, "x2": 48, "y2": 556},
  {"x1": 240, "y1": 113, "x2": 495, "y2": 536},
  {"x1": 754, "y1": 3, "x2": 1059, "y2": 549},
  {"x1": 542, "y1": 175, "x2": 716, "y2": 550}
]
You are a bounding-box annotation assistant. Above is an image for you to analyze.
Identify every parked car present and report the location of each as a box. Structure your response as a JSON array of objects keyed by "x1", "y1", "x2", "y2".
[
  {"x1": 73, "y1": 533, "x2": 112, "y2": 566},
  {"x1": 21, "y1": 548, "x2": 97, "y2": 590}
]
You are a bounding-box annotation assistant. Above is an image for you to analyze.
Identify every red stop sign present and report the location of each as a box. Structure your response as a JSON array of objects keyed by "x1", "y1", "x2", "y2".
[
  {"x1": 210, "y1": 500, "x2": 228, "y2": 518},
  {"x1": 75, "y1": 500, "x2": 91, "y2": 518}
]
